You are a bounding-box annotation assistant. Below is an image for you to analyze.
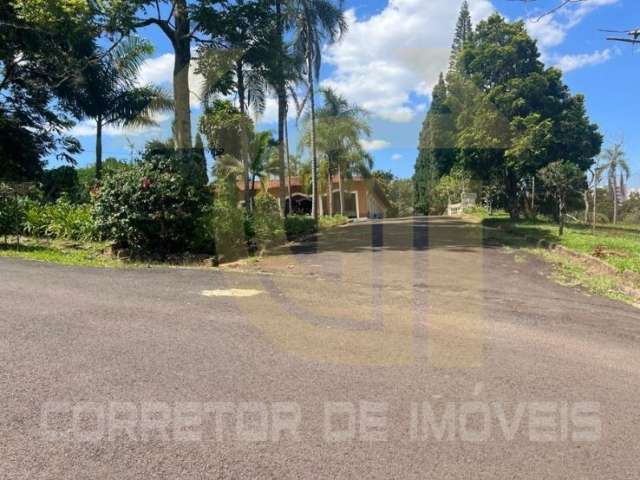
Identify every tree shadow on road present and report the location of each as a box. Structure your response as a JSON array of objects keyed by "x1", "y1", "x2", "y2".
[{"x1": 265, "y1": 216, "x2": 502, "y2": 258}]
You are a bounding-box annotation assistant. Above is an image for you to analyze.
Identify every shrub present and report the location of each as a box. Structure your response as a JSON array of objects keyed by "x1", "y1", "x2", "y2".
[
  {"x1": 0, "y1": 191, "x2": 25, "y2": 240},
  {"x1": 211, "y1": 196, "x2": 247, "y2": 260},
  {"x1": 284, "y1": 215, "x2": 317, "y2": 239},
  {"x1": 252, "y1": 192, "x2": 285, "y2": 251},
  {"x1": 93, "y1": 150, "x2": 208, "y2": 254},
  {"x1": 21, "y1": 198, "x2": 96, "y2": 241},
  {"x1": 319, "y1": 215, "x2": 349, "y2": 230}
]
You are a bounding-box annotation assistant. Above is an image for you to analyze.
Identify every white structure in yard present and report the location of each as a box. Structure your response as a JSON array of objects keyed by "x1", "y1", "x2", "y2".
[{"x1": 447, "y1": 193, "x2": 477, "y2": 217}]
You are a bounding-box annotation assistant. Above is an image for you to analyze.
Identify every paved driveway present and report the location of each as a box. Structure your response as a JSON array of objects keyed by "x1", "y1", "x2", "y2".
[{"x1": 2, "y1": 217, "x2": 640, "y2": 478}]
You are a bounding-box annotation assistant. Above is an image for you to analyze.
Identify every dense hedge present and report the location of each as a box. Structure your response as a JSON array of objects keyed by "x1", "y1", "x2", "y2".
[
  {"x1": 2, "y1": 173, "x2": 347, "y2": 263},
  {"x1": 284, "y1": 215, "x2": 317, "y2": 239}
]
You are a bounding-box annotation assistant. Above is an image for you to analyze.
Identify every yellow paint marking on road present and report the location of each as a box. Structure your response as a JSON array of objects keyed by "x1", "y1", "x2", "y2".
[{"x1": 201, "y1": 289, "x2": 264, "y2": 298}]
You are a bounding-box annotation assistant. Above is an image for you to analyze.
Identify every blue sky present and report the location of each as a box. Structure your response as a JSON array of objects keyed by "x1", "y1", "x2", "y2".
[{"x1": 58, "y1": 0, "x2": 640, "y2": 186}]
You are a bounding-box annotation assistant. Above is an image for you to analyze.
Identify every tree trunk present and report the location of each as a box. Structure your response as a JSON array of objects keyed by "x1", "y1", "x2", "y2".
[
  {"x1": 583, "y1": 190, "x2": 589, "y2": 223},
  {"x1": 559, "y1": 198, "x2": 565, "y2": 236},
  {"x1": 251, "y1": 174, "x2": 257, "y2": 209},
  {"x1": 338, "y1": 162, "x2": 345, "y2": 216},
  {"x1": 236, "y1": 62, "x2": 251, "y2": 211},
  {"x1": 285, "y1": 115, "x2": 293, "y2": 215},
  {"x1": 592, "y1": 184, "x2": 597, "y2": 232},
  {"x1": 327, "y1": 166, "x2": 333, "y2": 216},
  {"x1": 612, "y1": 175, "x2": 618, "y2": 225},
  {"x1": 531, "y1": 176, "x2": 535, "y2": 212},
  {"x1": 275, "y1": 0, "x2": 287, "y2": 218},
  {"x1": 505, "y1": 173, "x2": 520, "y2": 221},
  {"x1": 307, "y1": 36, "x2": 319, "y2": 221},
  {"x1": 277, "y1": 92, "x2": 287, "y2": 217},
  {"x1": 172, "y1": 0, "x2": 192, "y2": 156},
  {"x1": 95, "y1": 115, "x2": 103, "y2": 181}
]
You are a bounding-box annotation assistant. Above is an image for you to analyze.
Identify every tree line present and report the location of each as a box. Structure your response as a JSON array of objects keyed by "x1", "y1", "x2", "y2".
[
  {"x1": 414, "y1": 1, "x2": 603, "y2": 230},
  {"x1": 1, "y1": 0, "x2": 358, "y2": 221}
]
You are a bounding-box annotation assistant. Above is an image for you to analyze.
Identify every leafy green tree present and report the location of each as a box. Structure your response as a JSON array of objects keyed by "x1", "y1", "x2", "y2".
[
  {"x1": 0, "y1": 185, "x2": 26, "y2": 242},
  {"x1": 1, "y1": 0, "x2": 97, "y2": 180},
  {"x1": 197, "y1": 0, "x2": 280, "y2": 116},
  {"x1": 432, "y1": 166, "x2": 473, "y2": 214},
  {"x1": 538, "y1": 161, "x2": 586, "y2": 235},
  {"x1": 76, "y1": 158, "x2": 130, "y2": 195},
  {"x1": 291, "y1": 0, "x2": 347, "y2": 219},
  {"x1": 455, "y1": 14, "x2": 601, "y2": 219},
  {"x1": 374, "y1": 171, "x2": 414, "y2": 218}
]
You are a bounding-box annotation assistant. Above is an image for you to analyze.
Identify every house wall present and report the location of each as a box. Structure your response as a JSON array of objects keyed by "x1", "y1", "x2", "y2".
[{"x1": 262, "y1": 181, "x2": 387, "y2": 219}]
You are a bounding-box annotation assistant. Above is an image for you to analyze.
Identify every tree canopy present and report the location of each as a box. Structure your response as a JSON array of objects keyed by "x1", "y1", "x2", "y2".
[{"x1": 414, "y1": 12, "x2": 602, "y2": 219}]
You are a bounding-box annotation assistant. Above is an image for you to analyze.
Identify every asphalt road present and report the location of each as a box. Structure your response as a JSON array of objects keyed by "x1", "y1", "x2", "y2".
[{"x1": 2, "y1": 217, "x2": 640, "y2": 479}]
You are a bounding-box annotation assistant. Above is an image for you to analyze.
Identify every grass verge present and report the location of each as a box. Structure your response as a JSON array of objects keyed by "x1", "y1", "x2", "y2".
[
  {"x1": 538, "y1": 248, "x2": 638, "y2": 305},
  {"x1": 318, "y1": 215, "x2": 349, "y2": 230},
  {"x1": 481, "y1": 217, "x2": 640, "y2": 275},
  {"x1": 476, "y1": 212, "x2": 640, "y2": 306},
  {"x1": 0, "y1": 237, "x2": 123, "y2": 268}
]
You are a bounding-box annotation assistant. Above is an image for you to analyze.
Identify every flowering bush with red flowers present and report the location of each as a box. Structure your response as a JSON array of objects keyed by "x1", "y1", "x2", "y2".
[{"x1": 93, "y1": 144, "x2": 211, "y2": 255}]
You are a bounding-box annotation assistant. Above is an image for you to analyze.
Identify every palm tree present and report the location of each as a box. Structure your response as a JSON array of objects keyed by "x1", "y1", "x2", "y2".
[
  {"x1": 301, "y1": 88, "x2": 370, "y2": 216},
  {"x1": 79, "y1": 37, "x2": 173, "y2": 180},
  {"x1": 601, "y1": 142, "x2": 631, "y2": 224},
  {"x1": 197, "y1": 1, "x2": 275, "y2": 209},
  {"x1": 319, "y1": 88, "x2": 370, "y2": 215},
  {"x1": 291, "y1": 0, "x2": 347, "y2": 219},
  {"x1": 260, "y1": 3, "x2": 307, "y2": 217},
  {"x1": 248, "y1": 131, "x2": 279, "y2": 208}
]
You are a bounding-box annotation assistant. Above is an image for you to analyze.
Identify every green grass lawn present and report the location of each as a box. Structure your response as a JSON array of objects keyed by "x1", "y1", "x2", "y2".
[
  {"x1": 465, "y1": 211, "x2": 640, "y2": 305},
  {"x1": 0, "y1": 237, "x2": 123, "y2": 268},
  {"x1": 481, "y1": 217, "x2": 640, "y2": 275}
]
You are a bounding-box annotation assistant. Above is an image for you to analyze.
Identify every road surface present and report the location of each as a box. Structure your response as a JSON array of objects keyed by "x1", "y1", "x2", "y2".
[{"x1": 1, "y1": 217, "x2": 640, "y2": 478}]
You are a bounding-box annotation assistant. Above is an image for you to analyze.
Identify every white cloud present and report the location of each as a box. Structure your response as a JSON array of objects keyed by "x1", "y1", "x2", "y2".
[
  {"x1": 525, "y1": 0, "x2": 619, "y2": 54},
  {"x1": 360, "y1": 139, "x2": 392, "y2": 151},
  {"x1": 391, "y1": 153, "x2": 403, "y2": 161},
  {"x1": 69, "y1": 113, "x2": 172, "y2": 138},
  {"x1": 323, "y1": 0, "x2": 495, "y2": 123},
  {"x1": 138, "y1": 53, "x2": 205, "y2": 106},
  {"x1": 552, "y1": 49, "x2": 613, "y2": 73},
  {"x1": 254, "y1": 95, "x2": 301, "y2": 126},
  {"x1": 137, "y1": 53, "x2": 174, "y2": 86}
]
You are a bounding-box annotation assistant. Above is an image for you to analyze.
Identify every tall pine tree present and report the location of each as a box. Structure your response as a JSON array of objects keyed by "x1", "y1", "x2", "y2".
[
  {"x1": 414, "y1": 74, "x2": 454, "y2": 214},
  {"x1": 449, "y1": 1, "x2": 473, "y2": 72},
  {"x1": 415, "y1": 2, "x2": 473, "y2": 214}
]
